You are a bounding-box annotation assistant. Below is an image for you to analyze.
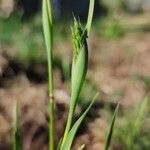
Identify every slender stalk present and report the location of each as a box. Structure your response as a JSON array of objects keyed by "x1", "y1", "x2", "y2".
[
  {"x1": 42, "y1": 0, "x2": 54, "y2": 149},
  {"x1": 49, "y1": 96, "x2": 55, "y2": 150}
]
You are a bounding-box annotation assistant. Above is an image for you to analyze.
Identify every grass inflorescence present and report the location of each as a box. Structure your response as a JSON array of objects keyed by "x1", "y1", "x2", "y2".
[{"x1": 71, "y1": 19, "x2": 87, "y2": 61}]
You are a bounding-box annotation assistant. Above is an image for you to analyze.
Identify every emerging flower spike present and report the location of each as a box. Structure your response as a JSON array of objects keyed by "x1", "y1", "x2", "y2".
[
  {"x1": 71, "y1": 18, "x2": 87, "y2": 61},
  {"x1": 71, "y1": 19, "x2": 88, "y2": 106},
  {"x1": 61, "y1": 18, "x2": 89, "y2": 145}
]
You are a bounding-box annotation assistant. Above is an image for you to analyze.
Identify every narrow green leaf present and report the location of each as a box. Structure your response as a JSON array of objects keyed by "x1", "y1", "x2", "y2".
[
  {"x1": 86, "y1": 0, "x2": 95, "y2": 36},
  {"x1": 42, "y1": 0, "x2": 53, "y2": 52},
  {"x1": 105, "y1": 103, "x2": 119, "y2": 150},
  {"x1": 61, "y1": 93, "x2": 98, "y2": 150},
  {"x1": 42, "y1": 0, "x2": 54, "y2": 93},
  {"x1": 13, "y1": 101, "x2": 21, "y2": 150}
]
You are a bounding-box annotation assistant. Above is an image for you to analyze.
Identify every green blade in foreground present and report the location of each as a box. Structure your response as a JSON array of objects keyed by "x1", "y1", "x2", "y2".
[
  {"x1": 105, "y1": 103, "x2": 119, "y2": 150},
  {"x1": 61, "y1": 93, "x2": 99, "y2": 150},
  {"x1": 13, "y1": 101, "x2": 21, "y2": 150}
]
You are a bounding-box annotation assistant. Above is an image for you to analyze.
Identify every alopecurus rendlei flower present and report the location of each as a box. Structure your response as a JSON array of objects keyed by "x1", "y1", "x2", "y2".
[
  {"x1": 71, "y1": 19, "x2": 88, "y2": 117},
  {"x1": 62, "y1": 18, "x2": 89, "y2": 144}
]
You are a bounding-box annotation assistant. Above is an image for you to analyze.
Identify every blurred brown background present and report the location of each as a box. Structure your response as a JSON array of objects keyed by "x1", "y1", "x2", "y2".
[{"x1": 0, "y1": 0, "x2": 150, "y2": 150}]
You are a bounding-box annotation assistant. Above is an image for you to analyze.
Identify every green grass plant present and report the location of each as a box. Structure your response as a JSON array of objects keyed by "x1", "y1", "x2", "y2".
[
  {"x1": 42, "y1": 0, "x2": 97, "y2": 149},
  {"x1": 12, "y1": 0, "x2": 119, "y2": 149},
  {"x1": 114, "y1": 94, "x2": 149, "y2": 150}
]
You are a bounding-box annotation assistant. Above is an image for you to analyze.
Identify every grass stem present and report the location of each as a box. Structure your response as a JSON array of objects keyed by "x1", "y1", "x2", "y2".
[{"x1": 42, "y1": 0, "x2": 54, "y2": 149}]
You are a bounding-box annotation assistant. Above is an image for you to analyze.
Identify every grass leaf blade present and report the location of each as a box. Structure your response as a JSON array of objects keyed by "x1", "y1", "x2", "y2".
[
  {"x1": 42, "y1": 0, "x2": 53, "y2": 92},
  {"x1": 61, "y1": 93, "x2": 98, "y2": 150},
  {"x1": 86, "y1": 0, "x2": 95, "y2": 36},
  {"x1": 105, "y1": 103, "x2": 119, "y2": 150}
]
